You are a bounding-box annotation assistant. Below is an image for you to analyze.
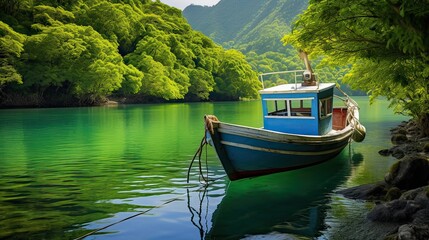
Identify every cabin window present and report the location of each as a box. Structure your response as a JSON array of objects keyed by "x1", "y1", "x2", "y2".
[
  {"x1": 266, "y1": 98, "x2": 313, "y2": 118},
  {"x1": 290, "y1": 99, "x2": 312, "y2": 117},
  {"x1": 266, "y1": 99, "x2": 288, "y2": 116},
  {"x1": 319, "y1": 97, "x2": 333, "y2": 119}
]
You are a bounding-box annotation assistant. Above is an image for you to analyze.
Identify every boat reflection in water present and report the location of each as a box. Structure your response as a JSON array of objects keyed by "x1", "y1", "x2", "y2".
[{"x1": 188, "y1": 150, "x2": 363, "y2": 239}]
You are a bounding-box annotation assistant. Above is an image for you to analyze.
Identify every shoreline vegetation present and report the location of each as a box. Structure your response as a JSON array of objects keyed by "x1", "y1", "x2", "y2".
[
  {"x1": 339, "y1": 120, "x2": 429, "y2": 240},
  {"x1": 0, "y1": 0, "x2": 366, "y2": 109},
  {"x1": 0, "y1": 94, "x2": 257, "y2": 109},
  {"x1": 0, "y1": 1, "x2": 263, "y2": 109}
]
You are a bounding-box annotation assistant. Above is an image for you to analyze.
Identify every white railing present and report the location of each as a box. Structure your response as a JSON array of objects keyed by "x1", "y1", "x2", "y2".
[
  {"x1": 259, "y1": 70, "x2": 305, "y2": 89},
  {"x1": 259, "y1": 70, "x2": 321, "y2": 89}
]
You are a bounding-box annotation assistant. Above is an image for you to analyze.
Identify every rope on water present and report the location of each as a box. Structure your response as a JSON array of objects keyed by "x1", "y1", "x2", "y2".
[
  {"x1": 187, "y1": 134, "x2": 209, "y2": 184},
  {"x1": 74, "y1": 172, "x2": 225, "y2": 240},
  {"x1": 187, "y1": 115, "x2": 219, "y2": 184},
  {"x1": 186, "y1": 185, "x2": 209, "y2": 239},
  {"x1": 74, "y1": 116, "x2": 222, "y2": 240},
  {"x1": 74, "y1": 177, "x2": 222, "y2": 240},
  {"x1": 73, "y1": 195, "x2": 182, "y2": 240}
]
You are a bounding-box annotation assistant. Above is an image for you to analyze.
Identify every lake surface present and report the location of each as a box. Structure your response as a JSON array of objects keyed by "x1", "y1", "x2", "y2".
[{"x1": 0, "y1": 97, "x2": 408, "y2": 240}]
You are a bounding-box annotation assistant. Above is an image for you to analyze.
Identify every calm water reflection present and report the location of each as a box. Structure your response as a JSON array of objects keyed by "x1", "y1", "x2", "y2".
[{"x1": 0, "y1": 97, "x2": 407, "y2": 239}]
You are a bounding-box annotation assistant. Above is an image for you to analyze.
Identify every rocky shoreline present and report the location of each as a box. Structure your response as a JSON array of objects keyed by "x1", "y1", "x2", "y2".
[{"x1": 338, "y1": 120, "x2": 429, "y2": 240}]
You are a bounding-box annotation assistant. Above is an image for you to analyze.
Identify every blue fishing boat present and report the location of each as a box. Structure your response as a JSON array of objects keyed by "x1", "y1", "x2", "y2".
[{"x1": 204, "y1": 54, "x2": 366, "y2": 181}]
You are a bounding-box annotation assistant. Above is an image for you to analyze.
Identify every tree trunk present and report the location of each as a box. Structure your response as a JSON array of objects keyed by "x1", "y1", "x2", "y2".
[{"x1": 419, "y1": 113, "x2": 429, "y2": 138}]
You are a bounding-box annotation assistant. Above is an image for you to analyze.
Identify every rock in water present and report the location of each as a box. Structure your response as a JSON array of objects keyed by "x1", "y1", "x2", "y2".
[{"x1": 384, "y1": 155, "x2": 429, "y2": 190}]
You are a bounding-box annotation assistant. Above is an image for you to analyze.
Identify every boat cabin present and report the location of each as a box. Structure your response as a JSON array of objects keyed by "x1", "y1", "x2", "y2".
[{"x1": 259, "y1": 82, "x2": 336, "y2": 136}]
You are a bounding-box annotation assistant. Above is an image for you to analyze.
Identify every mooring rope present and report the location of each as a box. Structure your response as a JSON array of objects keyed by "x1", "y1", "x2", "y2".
[
  {"x1": 334, "y1": 86, "x2": 364, "y2": 144},
  {"x1": 335, "y1": 86, "x2": 362, "y2": 132},
  {"x1": 75, "y1": 116, "x2": 220, "y2": 240},
  {"x1": 74, "y1": 176, "x2": 220, "y2": 240},
  {"x1": 186, "y1": 115, "x2": 220, "y2": 184},
  {"x1": 187, "y1": 134, "x2": 209, "y2": 183}
]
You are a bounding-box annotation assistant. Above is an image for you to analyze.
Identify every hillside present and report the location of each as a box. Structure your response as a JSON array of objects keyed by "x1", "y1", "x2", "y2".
[
  {"x1": 184, "y1": 0, "x2": 318, "y2": 88},
  {"x1": 183, "y1": 0, "x2": 365, "y2": 95},
  {"x1": 183, "y1": 0, "x2": 307, "y2": 54}
]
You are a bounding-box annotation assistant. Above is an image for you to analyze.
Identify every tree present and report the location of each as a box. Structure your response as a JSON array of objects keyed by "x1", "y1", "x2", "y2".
[
  {"x1": 0, "y1": 0, "x2": 32, "y2": 16},
  {"x1": 32, "y1": 5, "x2": 75, "y2": 28},
  {"x1": 187, "y1": 67, "x2": 215, "y2": 100},
  {"x1": 283, "y1": 0, "x2": 429, "y2": 136},
  {"x1": 0, "y1": 21, "x2": 25, "y2": 87},
  {"x1": 20, "y1": 23, "x2": 140, "y2": 104},
  {"x1": 75, "y1": 1, "x2": 145, "y2": 55},
  {"x1": 213, "y1": 50, "x2": 261, "y2": 100},
  {"x1": 124, "y1": 54, "x2": 182, "y2": 100}
]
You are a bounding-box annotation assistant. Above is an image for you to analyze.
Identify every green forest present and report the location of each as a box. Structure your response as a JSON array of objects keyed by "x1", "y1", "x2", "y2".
[
  {"x1": 184, "y1": 0, "x2": 358, "y2": 91},
  {"x1": 0, "y1": 0, "x2": 262, "y2": 107},
  {"x1": 284, "y1": 0, "x2": 429, "y2": 136}
]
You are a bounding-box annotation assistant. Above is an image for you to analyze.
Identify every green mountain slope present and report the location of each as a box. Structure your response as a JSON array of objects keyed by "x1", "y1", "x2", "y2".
[
  {"x1": 184, "y1": 0, "x2": 311, "y2": 88},
  {"x1": 184, "y1": 0, "x2": 365, "y2": 95},
  {"x1": 183, "y1": 0, "x2": 307, "y2": 54}
]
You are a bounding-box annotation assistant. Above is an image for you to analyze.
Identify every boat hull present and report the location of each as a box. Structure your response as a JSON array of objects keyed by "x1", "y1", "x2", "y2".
[{"x1": 207, "y1": 122, "x2": 354, "y2": 180}]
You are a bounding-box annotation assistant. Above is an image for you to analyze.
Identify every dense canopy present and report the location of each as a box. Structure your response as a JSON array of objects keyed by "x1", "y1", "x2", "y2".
[
  {"x1": 283, "y1": 0, "x2": 429, "y2": 136},
  {"x1": 0, "y1": 0, "x2": 261, "y2": 107}
]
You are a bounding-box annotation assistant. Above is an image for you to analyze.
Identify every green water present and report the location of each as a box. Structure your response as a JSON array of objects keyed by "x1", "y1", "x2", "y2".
[{"x1": 0, "y1": 97, "x2": 408, "y2": 239}]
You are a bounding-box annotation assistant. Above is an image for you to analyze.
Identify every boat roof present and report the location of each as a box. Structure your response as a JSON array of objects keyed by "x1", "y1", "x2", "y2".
[{"x1": 259, "y1": 83, "x2": 336, "y2": 94}]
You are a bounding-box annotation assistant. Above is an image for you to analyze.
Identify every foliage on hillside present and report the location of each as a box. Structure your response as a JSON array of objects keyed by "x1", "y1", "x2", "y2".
[
  {"x1": 184, "y1": 1, "x2": 266, "y2": 46},
  {"x1": 284, "y1": 0, "x2": 429, "y2": 136},
  {"x1": 0, "y1": 0, "x2": 261, "y2": 107},
  {"x1": 183, "y1": 0, "x2": 364, "y2": 94},
  {"x1": 184, "y1": 0, "x2": 305, "y2": 53}
]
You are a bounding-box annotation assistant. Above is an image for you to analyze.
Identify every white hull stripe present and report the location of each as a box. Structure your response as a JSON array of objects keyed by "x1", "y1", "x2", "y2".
[
  {"x1": 220, "y1": 141, "x2": 347, "y2": 156},
  {"x1": 217, "y1": 124, "x2": 353, "y2": 144}
]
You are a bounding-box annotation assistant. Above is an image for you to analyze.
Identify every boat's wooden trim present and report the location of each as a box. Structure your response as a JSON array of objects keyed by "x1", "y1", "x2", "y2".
[
  {"x1": 216, "y1": 122, "x2": 353, "y2": 145},
  {"x1": 220, "y1": 140, "x2": 347, "y2": 156}
]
